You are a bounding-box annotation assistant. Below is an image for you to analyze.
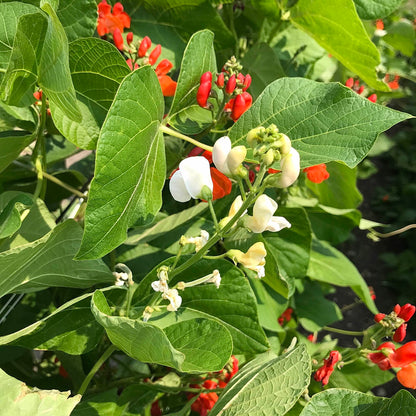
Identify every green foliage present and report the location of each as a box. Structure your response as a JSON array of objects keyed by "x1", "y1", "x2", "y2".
[
  {"x1": 384, "y1": 20, "x2": 416, "y2": 58},
  {"x1": 353, "y1": 0, "x2": 405, "y2": 20},
  {"x1": 77, "y1": 67, "x2": 165, "y2": 259},
  {"x1": 0, "y1": 131, "x2": 35, "y2": 173},
  {"x1": 0, "y1": 368, "x2": 80, "y2": 415},
  {"x1": 229, "y1": 78, "x2": 411, "y2": 168}
]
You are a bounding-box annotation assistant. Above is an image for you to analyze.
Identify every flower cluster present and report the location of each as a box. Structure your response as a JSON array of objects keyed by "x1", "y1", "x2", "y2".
[
  {"x1": 369, "y1": 341, "x2": 416, "y2": 389},
  {"x1": 151, "y1": 266, "x2": 182, "y2": 312},
  {"x1": 303, "y1": 163, "x2": 330, "y2": 184},
  {"x1": 189, "y1": 356, "x2": 239, "y2": 416},
  {"x1": 345, "y1": 77, "x2": 377, "y2": 103},
  {"x1": 314, "y1": 350, "x2": 341, "y2": 386},
  {"x1": 227, "y1": 242, "x2": 267, "y2": 278},
  {"x1": 385, "y1": 74, "x2": 400, "y2": 90},
  {"x1": 197, "y1": 57, "x2": 252, "y2": 121},
  {"x1": 97, "y1": 0, "x2": 130, "y2": 38}
]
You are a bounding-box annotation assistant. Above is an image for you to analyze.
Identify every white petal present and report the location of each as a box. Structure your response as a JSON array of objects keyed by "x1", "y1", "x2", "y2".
[
  {"x1": 244, "y1": 216, "x2": 265, "y2": 233},
  {"x1": 265, "y1": 216, "x2": 291, "y2": 232},
  {"x1": 180, "y1": 156, "x2": 213, "y2": 199},
  {"x1": 169, "y1": 170, "x2": 191, "y2": 202},
  {"x1": 255, "y1": 265, "x2": 265, "y2": 278},
  {"x1": 252, "y1": 195, "x2": 277, "y2": 231},
  {"x1": 212, "y1": 136, "x2": 232, "y2": 175},
  {"x1": 278, "y1": 147, "x2": 300, "y2": 188},
  {"x1": 229, "y1": 195, "x2": 245, "y2": 217}
]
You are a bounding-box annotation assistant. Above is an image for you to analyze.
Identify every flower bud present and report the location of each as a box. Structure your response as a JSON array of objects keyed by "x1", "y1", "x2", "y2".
[
  {"x1": 225, "y1": 74, "x2": 236, "y2": 94},
  {"x1": 279, "y1": 134, "x2": 291, "y2": 155},
  {"x1": 231, "y1": 92, "x2": 252, "y2": 121},
  {"x1": 138, "y1": 36, "x2": 151, "y2": 57},
  {"x1": 201, "y1": 71, "x2": 213, "y2": 84},
  {"x1": 148, "y1": 44, "x2": 161, "y2": 65},
  {"x1": 155, "y1": 59, "x2": 173, "y2": 76},
  {"x1": 273, "y1": 147, "x2": 300, "y2": 188},
  {"x1": 113, "y1": 27, "x2": 124, "y2": 50},
  {"x1": 197, "y1": 81, "x2": 212, "y2": 108},
  {"x1": 345, "y1": 78, "x2": 354, "y2": 88},
  {"x1": 246, "y1": 126, "x2": 264, "y2": 147},
  {"x1": 226, "y1": 146, "x2": 247, "y2": 175},
  {"x1": 393, "y1": 323, "x2": 407, "y2": 342},
  {"x1": 243, "y1": 74, "x2": 252, "y2": 91},
  {"x1": 398, "y1": 303, "x2": 416, "y2": 322},
  {"x1": 262, "y1": 149, "x2": 275, "y2": 166},
  {"x1": 374, "y1": 313, "x2": 386, "y2": 323},
  {"x1": 368, "y1": 94, "x2": 377, "y2": 103},
  {"x1": 215, "y1": 72, "x2": 224, "y2": 88},
  {"x1": 126, "y1": 32, "x2": 133, "y2": 45}
]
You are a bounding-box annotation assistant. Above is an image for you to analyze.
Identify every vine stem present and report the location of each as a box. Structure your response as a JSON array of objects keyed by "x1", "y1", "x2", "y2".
[
  {"x1": 369, "y1": 224, "x2": 416, "y2": 238},
  {"x1": 323, "y1": 326, "x2": 364, "y2": 336},
  {"x1": 208, "y1": 198, "x2": 220, "y2": 231},
  {"x1": 42, "y1": 171, "x2": 86, "y2": 199},
  {"x1": 77, "y1": 344, "x2": 117, "y2": 395},
  {"x1": 160, "y1": 125, "x2": 213, "y2": 152}
]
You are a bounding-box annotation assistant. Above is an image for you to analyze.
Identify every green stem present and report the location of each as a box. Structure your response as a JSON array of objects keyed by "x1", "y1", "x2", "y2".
[
  {"x1": 208, "y1": 198, "x2": 220, "y2": 231},
  {"x1": 170, "y1": 246, "x2": 184, "y2": 271},
  {"x1": 323, "y1": 326, "x2": 364, "y2": 336},
  {"x1": 203, "y1": 253, "x2": 227, "y2": 260},
  {"x1": 125, "y1": 283, "x2": 136, "y2": 318},
  {"x1": 77, "y1": 345, "x2": 117, "y2": 395},
  {"x1": 42, "y1": 171, "x2": 86, "y2": 199},
  {"x1": 369, "y1": 224, "x2": 416, "y2": 238},
  {"x1": 237, "y1": 178, "x2": 247, "y2": 201},
  {"x1": 160, "y1": 125, "x2": 213, "y2": 152}
]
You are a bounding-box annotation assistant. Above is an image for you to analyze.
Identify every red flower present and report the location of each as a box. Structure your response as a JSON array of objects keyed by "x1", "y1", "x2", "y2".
[
  {"x1": 368, "y1": 94, "x2": 377, "y2": 103},
  {"x1": 368, "y1": 342, "x2": 395, "y2": 371},
  {"x1": 278, "y1": 307, "x2": 293, "y2": 326},
  {"x1": 389, "y1": 341, "x2": 416, "y2": 368},
  {"x1": 345, "y1": 78, "x2": 354, "y2": 88},
  {"x1": 314, "y1": 351, "x2": 341, "y2": 386},
  {"x1": 225, "y1": 74, "x2": 236, "y2": 94},
  {"x1": 138, "y1": 36, "x2": 152, "y2": 57},
  {"x1": 395, "y1": 303, "x2": 416, "y2": 322},
  {"x1": 388, "y1": 75, "x2": 400, "y2": 90},
  {"x1": 149, "y1": 45, "x2": 162, "y2": 65},
  {"x1": 303, "y1": 163, "x2": 330, "y2": 184},
  {"x1": 216, "y1": 72, "x2": 224, "y2": 88},
  {"x1": 97, "y1": 0, "x2": 130, "y2": 37},
  {"x1": 243, "y1": 74, "x2": 252, "y2": 91},
  {"x1": 211, "y1": 167, "x2": 232, "y2": 200},
  {"x1": 225, "y1": 92, "x2": 252, "y2": 121},
  {"x1": 397, "y1": 363, "x2": 416, "y2": 389},
  {"x1": 394, "y1": 323, "x2": 407, "y2": 342},
  {"x1": 191, "y1": 380, "x2": 219, "y2": 416},
  {"x1": 374, "y1": 313, "x2": 386, "y2": 323},
  {"x1": 113, "y1": 27, "x2": 124, "y2": 50},
  {"x1": 126, "y1": 59, "x2": 139, "y2": 71},
  {"x1": 158, "y1": 75, "x2": 177, "y2": 97},
  {"x1": 126, "y1": 31, "x2": 133, "y2": 45},
  {"x1": 375, "y1": 19, "x2": 384, "y2": 30}
]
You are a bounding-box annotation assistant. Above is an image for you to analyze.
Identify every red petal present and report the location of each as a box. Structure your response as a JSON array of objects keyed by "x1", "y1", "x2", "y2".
[
  {"x1": 210, "y1": 167, "x2": 232, "y2": 200},
  {"x1": 158, "y1": 75, "x2": 177, "y2": 97}
]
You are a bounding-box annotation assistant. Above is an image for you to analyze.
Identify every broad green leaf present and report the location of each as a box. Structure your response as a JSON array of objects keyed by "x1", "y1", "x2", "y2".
[
  {"x1": 56, "y1": 0, "x2": 97, "y2": 42},
  {"x1": 141, "y1": 0, "x2": 235, "y2": 52},
  {"x1": 262, "y1": 207, "x2": 312, "y2": 297},
  {"x1": 168, "y1": 30, "x2": 217, "y2": 135},
  {"x1": 52, "y1": 37, "x2": 130, "y2": 149},
  {"x1": 0, "y1": 292, "x2": 105, "y2": 354},
  {"x1": 0, "y1": 100, "x2": 37, "y2": 132},
  {"x1": 306, "y1": 162, "x2": 362, "y2": 209},
  {"x1": 384, "y1": 21, "x2": 415, "y2": 58},
  {"x1": 251, "y1": 0, "x2": 280, "y2": 19},
  {"x1": 0, "y1": 368, "x2": 80, "y2": 415},
  {"x1": 375, "y1": 390, "x2": 416, "y2": 416},
  {"x1": 353, "y1": 0, "x2": 405, "y2": 20},
  {"x1": 125, "y1": 203, "x2": 208, "y2": 245},
  {"x1": 229, "y1": 78, "x2": 412, "y2": 168},
  {"x1": 308, "y1": 239, "x2": 377, "y2": 314},
  {"x1": 299, "y1": 389, "x2": 383, "y2": 416},
  {"x1": 0, "y1": 192, "x2": 55, "y2": 251},
  {"x1": 1, "y1": 13, "x2": 47, "y2": 106},
  {"x1": 0, "y1": 2, "x2": 39, "y2": 71},
  {"x1": 92, "y1": 290, "x2": 232, "y2": 373},
  {"x1": 39, "y1": 0, "x2": 81, "y2": 121},
  {"x1": 295, "y1": 281, "x2": 342, "y2": 332},
  {"x1": 0, "y1": 192, "x2": 32, "y2": 238},
  {"x1": 291, "y1": 0, "x2": 388, "y2": 91},
  {"x1": 0, "y1": 130, "x2": 34, "y2": 173},
  {"x1": 134, "y1": 258, "x2": 269, "y2": 355},
  {"x1": 210, "y1": 344, "x2": 311, "y2": 416},
  {"x1": 328, "y1": 358, "x2": 394, "y2": 392},
  {"x1": 77, "y1": 67, "x2": 165, "y2": 259},
  {"x1": 242, "y1": 42, "x2": 285, "y2": 99},
  {"x1": 0, "y1": 220, "x2": 113, "y2": 298}
]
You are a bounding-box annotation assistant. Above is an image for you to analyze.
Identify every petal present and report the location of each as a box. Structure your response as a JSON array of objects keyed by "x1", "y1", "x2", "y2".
[
  {"x1": 158, "y1": 75, "x2": 177, "y2": 97},
  {"x1": 229, "y1": 195, "x2": 244, "y2": 217},
  {"x1": 397, "y1": 364, "x2": 416, "y2": 389},
  {"x1": 265, "y1": 216, "x2": 292, "y2": 232},
  {"x1": 252, "y1": 195, "x2": 277, "y2": 231},
  {"x1": 244, "y1": 216, "x2": 265, "y2": 233},
  {"x1": 180, "y1": 156, "x2": 213, "y2": 199},
  {"x1": 211, "y1": 167, "x2": 232, "y2": 200},
  {"x1": 390, "y1": 341, "x2": 416, "y2": 368},
  {"x1": 212, "y1": 136, "x2": 231, "y2": 175},
  {"x1": 277, "y1": 147, "x2": 300, "y2": 188},
  {"x1": 169, "y1": 170, "x2": 191, "y2": 202}
]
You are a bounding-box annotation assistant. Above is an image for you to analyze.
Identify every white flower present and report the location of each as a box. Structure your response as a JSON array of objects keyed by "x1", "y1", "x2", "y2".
[
  {"x1": 212, "y1": 136, "x2": 246, "y2": 176},
  {"x1": 182, "y1": 230, "x2": 210, "y2": 252},
  {"x1": 205, "y1": 269, "x2": 221, "y2": 289},
  {"x1": 163, "y1": 289, "x2": 182, "y2": 311},
  {"x1": 229, "y1": 242, "x2": 267, "y2": 278},
  {"x1": 245, "y1": 194, "x2": 291, "y2": 233},
  {"x1": 274, "y1": 147, "x2": 300, "y2": 188},
  {"x1": 219, "y1": 196, "x2": 247, "y2": 228},
  {"x1": 151, "y1": 279, "x2": 169, "y2": 293},
  {"x1": 169, "y1": 156, "x2": 213, "y2": 202}
]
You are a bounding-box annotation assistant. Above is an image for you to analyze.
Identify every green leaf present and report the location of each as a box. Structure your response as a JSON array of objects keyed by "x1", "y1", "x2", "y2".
[
  {"x1": 141, "y1": 0, "x2": 235, "y2": 52},
  {"x1": 307, "y1": 239, "x2": 377, "y2": 314},
  {"x1": 295, "y1": 281, "x2": 342, "y2": 332},
  {"x1": 77, "y1": 67, "x2": 165, "y2": 259},
  {"x1": 168, "y1": 30, "x2": 217, "y2": 135},
  {"x1": 0, "y1": 131, "x2": 34, "y2": 173},
  {"x1": 1, "y1": 13, "x2": 47, "y2": 106},
  {"x1": 299, "y1": 389, "x2": 384, "y2": 416},
  {"x1": 242, "y1": 42, "x2": 285, "y2": 99},
  {"x1": 210, "y1": 344, "x2": 311, "y2": 416},
  {"x1": 262, "y1": 207, "x2": 312, "y2": 297},
  {"x1": 384, "y1": 21, "x2": 416, "y2": 58},
  {"x1": 328, "y1": 358, "x2": 394, "y2": 392},
  {"x1": 51, "y1": 38, "x2": 130, "y2": 149},
  {"x1": 0, "y1": 2, "x2": 40, "y2": 71},
  {"x1": 376, "y1": 390, "x2": 416, "y2": 416},
  {"x1": 291, "y1": 0, "x2": 388, "y2": 91},
  {"x1": 134, "y1": 258, "x2": 269, "y2": 355},
  {"x1": 39, "y1": 0, "x2": 81, "y2": 122},
  {"x1": 92, "y1": 290, "x2": 232, "y2": 373},
  {"x1": 0, "y1": 291, "x2": 105, "y2": 354},
  {"x1": 353, "y1": 0, "x2": 405, "y2": 20},
  {"x1": 56, "y1": 0, "x2": 97, "y2": 42},
  {"x1": 229, "y1": 78, "x2": 412, "y2": 168},
  {"x1": 0, "y1": 368, "x2": 80, "y2": 415},
  {"x1": 0, "y1": 192, "x2": 33, "y2": 238},
  {"x1": 306, "y1": 162, "x2": 362, "y2": 209},
  {"x1": 0, "y1": 220, "x2": 113, "y2": 298}
]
